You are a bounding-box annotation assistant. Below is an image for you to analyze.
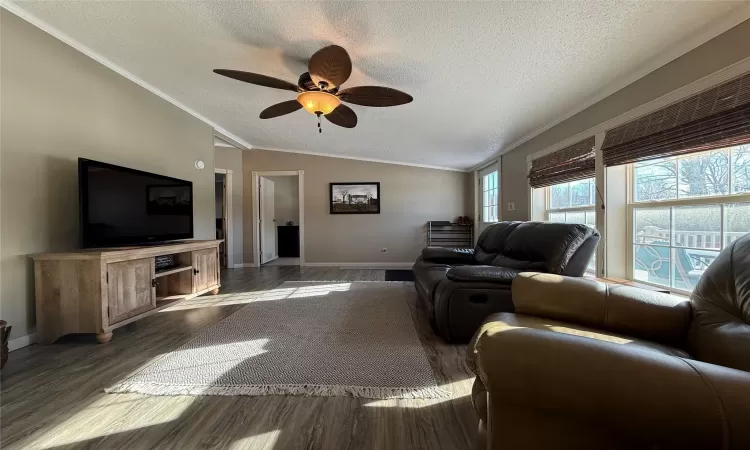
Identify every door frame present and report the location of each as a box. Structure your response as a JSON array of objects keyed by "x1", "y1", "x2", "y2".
[
  {"x1": 258, "y1": 176, "x2": 278, "y2": 264},
  {"x1": 214, "y1": 168, "x2": 234, "y2": 268},
  {"x1": 251, "y1": 170, "x2": 305, "y2": 267}
]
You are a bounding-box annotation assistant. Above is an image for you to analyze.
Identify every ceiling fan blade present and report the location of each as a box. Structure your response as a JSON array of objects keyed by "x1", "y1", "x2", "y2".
[
  {"x1": 213, "y1": 69, "x2": 298, "y2": 92},
  {"x1": 308, "y1": 45, "x2": 352, "y2": 89},
  {"x1": 325, "y1": 104, "x2": 357, "y2": 128},
  {"x1": 338, "y1": 86, "x2": 413, "y2": 107},
  {"x1": 259, "y1": 100, "x2": 303, "y2": 119}
]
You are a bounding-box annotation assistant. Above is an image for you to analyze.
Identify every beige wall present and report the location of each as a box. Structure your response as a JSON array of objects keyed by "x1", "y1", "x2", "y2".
[
  {"x1": 214, "y1": 147, "x2": 244, "y2": 266},
  {"x1": 0, "y1": 12, "x2": 215, "y2": 340},
  {"x1": 243, "y1": 150, "x2": 471, "y2": 264},
  {"x1": 267, "y1": 175, "x2": 299, "y2": 226},
  {"x1": 501, "y1": 19, "x2": 750, "y2": 221}
]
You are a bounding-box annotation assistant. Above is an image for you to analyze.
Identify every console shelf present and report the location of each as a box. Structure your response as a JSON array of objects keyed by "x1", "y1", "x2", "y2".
[
  {"x1": 32, "y1": 240, "x2": 223, "y2": 344},
  {"x1": 155, "y1": 264, "x2": 193, "y2": 278}
]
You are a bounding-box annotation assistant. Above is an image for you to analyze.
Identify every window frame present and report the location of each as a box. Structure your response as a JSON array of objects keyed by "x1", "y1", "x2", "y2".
[
  {"x1": 544, "y1": 178, "x2": 597, "y2": 273},
  {"x1": 626, "y1": 150, "x2": 750, "y2": 295}
]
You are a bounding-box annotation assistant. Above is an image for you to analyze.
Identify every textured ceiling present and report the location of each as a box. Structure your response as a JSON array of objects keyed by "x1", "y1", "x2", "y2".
[{"x1": 11, "y1": 1, "x2": 749, "y2": 170}]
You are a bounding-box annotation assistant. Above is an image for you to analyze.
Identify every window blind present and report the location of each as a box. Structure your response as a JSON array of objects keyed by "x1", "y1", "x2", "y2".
[
  {"x1": 602, "y1": 72, "x2": 750, "y2": 167},
  {"x1": 528, "y1": 137, "x2": 595, "y2": 188}
]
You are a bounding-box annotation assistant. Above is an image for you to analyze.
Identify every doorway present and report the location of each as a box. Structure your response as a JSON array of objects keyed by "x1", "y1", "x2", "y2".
[
  {"x1": 215, "y1": 168, "x2": 234, "y2": 268},
  {"x1": 252, "y1": 171, "x2": 305, "y2": 267}
]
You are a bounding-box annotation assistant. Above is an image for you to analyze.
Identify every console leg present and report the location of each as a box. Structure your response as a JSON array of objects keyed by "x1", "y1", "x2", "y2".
[
  {"x1": 96, "y1": 332, "x2": 113, "y2": 344},
  {"x1": 210, "y1": 288, "x2": 220, "y2": 295}
]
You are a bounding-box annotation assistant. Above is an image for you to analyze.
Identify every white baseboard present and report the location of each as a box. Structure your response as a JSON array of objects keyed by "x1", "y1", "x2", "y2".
[
  {"x1": 304, "y1": 262, "x2": 413, "y2": 270},
  {"x1": 235, "y1": 263, "x2": 256, "y2": 268},
  {"x1": 8, "y1": 333, "x2": 37, "y2": 352}
]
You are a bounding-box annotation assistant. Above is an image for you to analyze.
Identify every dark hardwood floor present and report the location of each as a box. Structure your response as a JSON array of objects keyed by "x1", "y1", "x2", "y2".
[{"x1": 0, "y1": 267, "x2": 476, "y2": 450}]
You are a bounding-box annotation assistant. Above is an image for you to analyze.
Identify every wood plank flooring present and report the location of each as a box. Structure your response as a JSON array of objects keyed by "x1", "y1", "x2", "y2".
[{"x1": 0, "y1": 267, "x2": 476, "y2": 450}]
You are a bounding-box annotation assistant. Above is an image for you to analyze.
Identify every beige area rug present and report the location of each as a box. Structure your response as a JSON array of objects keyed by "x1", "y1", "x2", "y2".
[{"x1": 106, "y1": 281, "x2": 449, "y2": 399}]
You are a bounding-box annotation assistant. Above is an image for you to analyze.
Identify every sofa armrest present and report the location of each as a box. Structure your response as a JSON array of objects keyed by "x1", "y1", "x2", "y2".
[
  {"x1": 512, "y1": 272, "x2": 691, "y2": 345},
  {"x1": 474, "y1": 323, "x2": 750, "y2": 449},
  {"x1": 421, "y1": 247, "x2": 474, "y2": 264},
  {"x1": 446, "y1": 266, "x2": 518, "y2": 284}
]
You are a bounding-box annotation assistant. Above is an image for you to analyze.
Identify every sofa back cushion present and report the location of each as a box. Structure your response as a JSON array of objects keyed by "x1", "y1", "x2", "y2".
[
  {"x1": 474, "y1": 222, "x2": 522, "y2": 264},
  {"x1": 502, "y1": 222, "x2": 597, "y2": 274},
  {"x1": 687, "y1": 233, "x2": 750, "y2": 372}
]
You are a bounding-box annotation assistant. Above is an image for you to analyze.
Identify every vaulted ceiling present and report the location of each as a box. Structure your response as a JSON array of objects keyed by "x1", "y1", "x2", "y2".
[{"x1": 10, "y1": 1, "x2": 749, "y2": 170}]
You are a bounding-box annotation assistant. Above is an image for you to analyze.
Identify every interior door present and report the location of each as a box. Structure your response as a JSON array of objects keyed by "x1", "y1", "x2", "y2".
[
  {"x1": 259, "y1": 177, "x2": 277, "y2": 264},
  {"x1": 193, "y1": 248, "x2": 219, "y2": 293},
  {"x1": 107, "y1": 258, "x2": 155, "y2": 324},
  {"x1": 220, "y1": 177, "x2": 228, "y2": 268}
]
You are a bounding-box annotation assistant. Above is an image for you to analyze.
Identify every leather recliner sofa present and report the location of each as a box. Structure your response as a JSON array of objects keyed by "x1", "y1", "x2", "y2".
[
  {"x1": 413, "y1": 221, "x2": 599, "y2": 342},
  {"x1": 468, "y1": 234, "x2": 750, "y2": 449}
]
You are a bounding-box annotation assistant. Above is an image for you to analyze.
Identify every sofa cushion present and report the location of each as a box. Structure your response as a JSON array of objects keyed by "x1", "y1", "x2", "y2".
[
  {"x1": 421, "y1": 247, "x2": 474, "y2": 264},
  {"x1": 502, "y1": 222, "x2": 596, "y2": 274},
  {"x1": 446, "y1": 266, "x2": 518, "y2": 284},
  {"x1": 490, "y1": 255, "x2": 547, "y2": 271},
  {"x1": 688, "y1": 233, "x2": 750, "y2": 372},
  {"x1": 475, "y1": 222, "x2": 523, "y2": 254},
  {"x1": 474, "y1": 248, "x2": 497, "y2": 265}
]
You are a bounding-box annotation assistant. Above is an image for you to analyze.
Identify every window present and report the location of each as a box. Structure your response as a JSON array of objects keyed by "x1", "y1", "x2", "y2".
[
  {"x1": 630, "y1": 145, "x2": 750, "y2": 292},
  {"x1": 545, "y1": 177, "x2": 596, "y2": 272},
  {"x1": 482, "y1": 171, "x2": 499, "y2": 223}
]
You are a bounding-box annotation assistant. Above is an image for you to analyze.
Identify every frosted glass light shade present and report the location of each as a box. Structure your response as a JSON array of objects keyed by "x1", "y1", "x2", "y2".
[{"x1": 296, "y1": 91, "x2": 341, "y2": 115}]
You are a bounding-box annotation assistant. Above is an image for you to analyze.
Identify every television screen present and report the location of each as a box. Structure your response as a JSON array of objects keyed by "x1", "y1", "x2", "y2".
[{"x1": 79, "y1": 158, "x2": 193, "y2": 247}]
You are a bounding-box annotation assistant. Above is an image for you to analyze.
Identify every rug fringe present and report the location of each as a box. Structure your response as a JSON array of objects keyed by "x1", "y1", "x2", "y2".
[{"x1": 105, "y1": 382, "x2": 450, "y2": 399}]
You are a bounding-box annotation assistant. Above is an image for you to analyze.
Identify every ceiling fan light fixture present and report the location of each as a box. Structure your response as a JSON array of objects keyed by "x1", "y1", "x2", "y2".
[{"x1": 297, "y1": 91, "x2": 341, "y2": 115}]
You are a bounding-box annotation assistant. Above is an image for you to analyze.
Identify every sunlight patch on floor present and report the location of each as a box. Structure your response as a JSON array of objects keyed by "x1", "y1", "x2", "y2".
[
  {"x1": 26, "y1": 395, "x2": 195, "y2": 449},
  {"x1": 287, "y1": 283, "x2": 351, "y2": 298},
  {"x1": 160, "y1": 284, "x2": 352, "y2": 312},
  {"x1": 228, "y1": 430, "x2": 281, "y2": 449},
  {"x1": 363, "y1": 380, "x2": 471, "y2": 408}
]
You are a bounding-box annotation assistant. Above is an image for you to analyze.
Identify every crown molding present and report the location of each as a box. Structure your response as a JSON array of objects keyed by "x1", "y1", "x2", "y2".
[
  {"x1": 213, "y1": 136, "x2": 239, "y2": 149},
  {"x1": 527, "y1": 55, "x2": 750, "y2": 163},
  {"x1": 251, "y1": 146, "x2": 468, "y2": 172},
  {"x1": 3, "y1": 0, "x2": 463, "y2": 171},
  {"x1": 213, "y1": 132, "x2": 247, "y2": 150},
  {"x1": 471, "y1": 3, "x2": 750, "y2": 171},
  {"x1": 1, "y1": 0, "x2": 253, "y2": 150}
]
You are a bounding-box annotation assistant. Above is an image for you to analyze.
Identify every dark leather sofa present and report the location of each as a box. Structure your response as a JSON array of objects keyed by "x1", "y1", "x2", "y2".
[{"x1": 413, "y1": 221, "x2": 599, "y2": 342}]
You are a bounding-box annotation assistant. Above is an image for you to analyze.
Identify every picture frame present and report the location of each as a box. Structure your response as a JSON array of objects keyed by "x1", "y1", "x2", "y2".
[{"x1": 329, "y1": 182, "x2": 381, "y2": 214}]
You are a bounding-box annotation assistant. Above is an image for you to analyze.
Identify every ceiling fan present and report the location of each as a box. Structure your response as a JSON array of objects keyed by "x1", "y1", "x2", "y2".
[{"x1": 213, "y1": 45, "x2": 413, "y2": 133}]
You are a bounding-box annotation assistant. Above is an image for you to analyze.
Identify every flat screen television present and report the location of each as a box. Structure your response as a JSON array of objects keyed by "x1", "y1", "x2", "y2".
[{"x1": 79, "y1": 158, "x2": 193, "y2": 248}]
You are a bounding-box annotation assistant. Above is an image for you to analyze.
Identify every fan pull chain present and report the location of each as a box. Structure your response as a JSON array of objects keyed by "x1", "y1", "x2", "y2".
[{"x1": 317, "y1": 113, "x2": 322, "y2": 133}]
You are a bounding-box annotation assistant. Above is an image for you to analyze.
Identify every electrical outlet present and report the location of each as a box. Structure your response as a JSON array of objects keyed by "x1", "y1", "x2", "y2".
[
  {"x1": 508, "y1": 202, "x2": 516, "y2": 211},
  {"x1": 381, "y1": 248, "x2": 388, "y2": 253}
]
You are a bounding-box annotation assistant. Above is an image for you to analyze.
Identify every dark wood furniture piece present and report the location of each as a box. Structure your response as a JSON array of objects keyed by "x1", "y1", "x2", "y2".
[{"x1": 277, "y1": 226, "x2": 300, "y2": 257}]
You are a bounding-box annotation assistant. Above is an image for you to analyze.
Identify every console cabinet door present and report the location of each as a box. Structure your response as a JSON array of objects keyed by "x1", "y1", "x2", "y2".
[
  {"x1": 193, "y1": 248, "x2": 219, "y2": 293},
  {"x1": 107, "y1": 258, "x2": 155, "y2": 324}
]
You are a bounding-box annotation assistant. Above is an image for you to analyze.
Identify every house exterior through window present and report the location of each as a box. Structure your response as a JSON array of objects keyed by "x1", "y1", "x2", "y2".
[
  {"x1": 629, "y1": 145, "x2": 750, "y2": 293},
  {"x1": 482, "y1": 170, "x2": 499, "y2": 223},
  {"x1": 544, "y1": 177, "x2": 596, "y2": 272}
]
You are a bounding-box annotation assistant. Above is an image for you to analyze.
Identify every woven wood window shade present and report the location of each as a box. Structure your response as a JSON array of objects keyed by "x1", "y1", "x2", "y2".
[
  {"x1": 602, "y1": 72, "x2": 750, "y2": 167},
  {"x1": 528, "y1": 137, "x2": 595, "y2": 188}
]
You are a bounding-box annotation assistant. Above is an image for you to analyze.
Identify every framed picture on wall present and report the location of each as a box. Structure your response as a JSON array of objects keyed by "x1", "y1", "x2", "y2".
[{"x1": 330, "y1": 182, "x2": 380, "y2": 214}]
